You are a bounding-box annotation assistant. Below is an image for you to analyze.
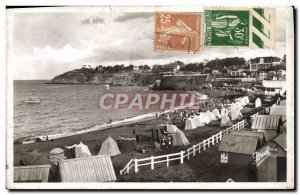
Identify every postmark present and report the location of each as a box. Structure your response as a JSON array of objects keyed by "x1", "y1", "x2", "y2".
[
  {"x1": 154, "y1": 12, "x2": 201, "y2": 53},
  {"x1": 205, "y1": 9, "x2": 250, "y2": 46}
]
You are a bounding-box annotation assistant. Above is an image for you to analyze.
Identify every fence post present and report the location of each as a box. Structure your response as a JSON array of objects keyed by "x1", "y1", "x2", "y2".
[
  {"x1": 166, "y1": 156, "x2": 169, "y2": 167},
  {"x1": 199, "y1": 144, "x2": 201, "y2": 153},
  {"x1": 193, "y1": 145, "x2": 196, "y2": 156},
  {"x1": 151, "y1": 156, "x2": 154, "y2": 170},
  {"x1": 134, "y1": 158, "x2": 138, "y2": 173},
  {"x1": 212, "y1": 136, "x2": 215, "y2": 145},
  {"x1": 180, "y1": 151, "x2": 184, "y2": 164},
  {"x1": 203, "y1": 140, "x2": 206, "y2": 150}
]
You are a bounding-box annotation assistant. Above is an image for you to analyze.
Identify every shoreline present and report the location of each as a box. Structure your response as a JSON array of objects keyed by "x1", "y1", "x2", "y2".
[{"x1": 15, "y1": 103, "x2": 199, "y2": 144}]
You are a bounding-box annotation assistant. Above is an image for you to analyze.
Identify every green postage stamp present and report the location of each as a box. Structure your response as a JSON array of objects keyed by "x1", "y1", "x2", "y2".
[{"x1": 205, "y1": 9, "x2": 250, "y2": 46}]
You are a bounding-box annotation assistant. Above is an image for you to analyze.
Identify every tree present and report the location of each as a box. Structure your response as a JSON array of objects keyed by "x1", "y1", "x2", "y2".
[{"x1": 143, "y1": 65, "x2": 151, "y2": 70}]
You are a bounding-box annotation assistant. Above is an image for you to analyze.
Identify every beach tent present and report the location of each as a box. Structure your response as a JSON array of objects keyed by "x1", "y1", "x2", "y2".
[
  {"x1": 65, "y1": 142, "x2": 92, "y2": 158},
  {"x1": 221, "y1": 107, "x2": 229, "y2": 117},
  {"x1": 212, "y1": 109, "x2": 221, "y2": 119},
  {"x1": 206, "y1": 110, "x2": 217, "y2": 121},
  {"x1": 202, "y1": 112, "x2": 211, "y2": 124},
  {"x1": 239, "y1": 97, "x2": 246, "y2": 106},
  {"x1": 98, "y1": 136, "x2": 121, "y2": 156},
  {"x1": 255, "y1": 98, "x2": 262, "y2": 108},
  {"x1": 230, "y1": 103, "x2": 238, "y2": 111},
  {"x1": 166, "y1": 124, "x2": 180, "y2": 133},
  {"x1": 193, "y1": 115, "x2": 205, "y2": 127},
  {"x1": 172, "y1": 130, "x2": 190, "y2": 146},
  {"x1": 199, "y1": 113, "x2": 209, "y2": 125},
  {"x1": 185, "y1": 117, "x2": 197, "y2": 130},
  {"x1": 220, "y1": 115, "x2": 233, "y2": 127},
  {"x1": 49, "y1": 148, "x2": 65, "y2": 163},
  {"x1": 230, "y1": 110, "x2": 243, "y2": 121},
  {"x1": 245, "y1": 96, "x2": 250, "y2": 104},
  {"x1": 235, "y1": 101, "x2": 244, "y2": 110}
]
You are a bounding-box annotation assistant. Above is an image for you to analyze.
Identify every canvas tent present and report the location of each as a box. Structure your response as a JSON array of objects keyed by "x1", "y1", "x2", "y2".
[
  {"x1": 220, "y1": 115, "x2": 233, "y2": 127},
  {"x1": 230, "y1": 109, "x2": 243, "y2": 121},
  {"x1": 193, "y1": 115, "x2": 205, "y2": 127},
  {"x1": 166, "y1": 124, "x2": 180, "y2": 133},
  {"x1": 212, "y1": 108, "x2": 221, "y2": 119},
  {"x1": 221, "y1": 107, "x2": 229, "y2": 117},
  {"x1": 65, "y1": 142, "x2": 92, "y2": 158},
  {"x1": 199, "y1": 113, "x2": 210, "y2": 124},
  {"x1": 206, "y1": 110, "x2": 217, "y2": 121},
  {"x1": 255, "y1": 98, "x2": 262, "y2": 108},
  {"x1": 245, "y1": 96, "x2": 250, "y2": 104},
  {"x1": 235, "y1": 101, "x2": 244, "y2": 110},
  {"x1": 185, "y1": 117, "x2": 197, "y2": 130},
  {"x1": 98, "y1": 136, "x2": 121, "y2": 156},
  {"x1": 203, "y1": 113, "x2": 211, "y2": 123},
  {"x1": 172, "y1": 130, "x2": 190, "y2": 146}
]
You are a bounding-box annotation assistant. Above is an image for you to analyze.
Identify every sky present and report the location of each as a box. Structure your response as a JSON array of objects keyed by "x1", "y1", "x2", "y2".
[{"x1": 8, "y1": 7, "x2": 290, "y2": 80}]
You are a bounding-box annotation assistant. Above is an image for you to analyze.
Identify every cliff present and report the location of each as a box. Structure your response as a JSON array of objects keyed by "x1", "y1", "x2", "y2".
[
  {"x1": 160, "y1": 74, "x2": 211, "y2": 91},
  {"x1": 50, "y1": 68, "x2": 163, "y2": 86}
]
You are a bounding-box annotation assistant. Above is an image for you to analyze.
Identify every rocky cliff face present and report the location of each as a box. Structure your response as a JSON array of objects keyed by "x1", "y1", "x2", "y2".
[{"x1": 50, "y1": 68, "x2": 163, "y2": 86}]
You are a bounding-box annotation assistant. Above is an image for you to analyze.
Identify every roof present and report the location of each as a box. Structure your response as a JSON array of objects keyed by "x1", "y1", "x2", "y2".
[
  {"x1": 273, "y1": 133, "x2": 287, "y2": 150},
  {"x1": 59, "y1": 155, "x2": 116, "y2": 182},
  {"x1": 230, "y1": 130, "x2": 265, "y2": 145},
  {"x1": 251, "y1": 115, "x2": 281, "y2": 130},
  {"x1": 219, "y1": 134, "x2": 259, "y2": 155},
  {"x1": 14, "y1": 164, "x2": 51, "y2": 182}
]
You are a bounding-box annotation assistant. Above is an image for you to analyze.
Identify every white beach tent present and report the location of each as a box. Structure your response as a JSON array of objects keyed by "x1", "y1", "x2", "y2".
[
  {"x1": 172, "y1": 130, "x2": 190, "y2": 146},
  {"x1": 185, "y1": 117, "x2": 197, "y2": 130},
  {"x1": 212, "y1": 108, "x2": 221, "y2": 119},
  {"x1": 98, "y1": 136, "x2": 121, "y2": 156},
  {"x1": 255, "y1": 98, "x2": 262, "y2": 108},
  {"x1": 65, "y1": 142, "x2": 92, "y2": 158},
  {"x1": 235, "y1": 101, "x2": 244, "y2": 110},
  {"x1": 202, "y1": 112, "x2": 211, "y2": 124},
  {"x1": 244, "y1": 96, "x2": 250, "y2": 104},
  {"x1": 199, "y1": 113, "x2": 209, "y2": 124},
  {"x1": 167, "y1": 124, "x2": 180, "y2": 133},
  {"x1": 206, "y1": 110, "x2": 217, "y2": 121},
  {"x1": 220, "y1": 115, "x2": 233, "y2": 127},
  {"x1": 221, "y1": 107, "x2": 229, "y2": 117},
  {"x1": 193, "y1": 115, "x2": 205, "y2": 127},
  {"x1": 230, "y1": 109, "x2": 243, "y2": 121}
]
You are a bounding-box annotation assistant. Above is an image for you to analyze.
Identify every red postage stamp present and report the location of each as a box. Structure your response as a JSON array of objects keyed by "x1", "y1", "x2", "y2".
[{"x1": 155, "y1": 12, "x2": 202, "y2": 53}]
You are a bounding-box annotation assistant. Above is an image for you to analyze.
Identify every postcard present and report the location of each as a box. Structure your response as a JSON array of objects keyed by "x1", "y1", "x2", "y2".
[{"x1": 6, "y1": 6, "x2": 294, "y2": 190}]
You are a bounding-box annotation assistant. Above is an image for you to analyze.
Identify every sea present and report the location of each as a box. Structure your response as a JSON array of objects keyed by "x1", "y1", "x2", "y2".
[{"x1": 13, "y1": 80, "x2": 166, "y2": 140}]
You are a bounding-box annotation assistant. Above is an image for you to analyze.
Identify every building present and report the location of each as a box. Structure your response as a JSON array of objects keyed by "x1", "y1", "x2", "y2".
[
  {"x1": 277, "y1": 69, "x2": 286, "y2": 79},
  {"x1": 133, "y1": 65, "x2": 139, "y2": 71},
  {"x1": 59, "y1": 155, "x2": 117, "y2": 182},
  {"x1": 230, "y1": 69, "x2": 247, "y2": 77},
  {"x1": 251, "y1": 115, "x2": 281, "y2": 142},
  {"x1": 249, "y1": 57, "x2": 282, "y2": 72},
  {"x1": 256, "y1": 133, "x2": 286, "y2": 182},
  {"x1": 255, "y1": 72, "x2": 268, "y2": 81},
  {"x1": 262, "y1": 80, "x2": 286, "y2": 96},
  {"x1": 212, "y1": 69, "x2": 221, "y2": 74},
  {"x1": 14, "y1": 164, "x2": 52, "y2": 182},
  {"x1": 218, "y1": 134, "x2": 261, "y2": 166}
]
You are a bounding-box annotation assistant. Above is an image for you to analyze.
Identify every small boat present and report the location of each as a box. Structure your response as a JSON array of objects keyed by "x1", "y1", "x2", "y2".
[{"x1": 22, "y1": 95, "x2": 41, "y2": 104}]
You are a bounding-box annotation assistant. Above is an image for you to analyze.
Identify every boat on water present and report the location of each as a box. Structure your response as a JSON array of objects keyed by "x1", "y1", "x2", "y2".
[{"x1": 22, "y1": 95, "x2": 41, "y2": 104}]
